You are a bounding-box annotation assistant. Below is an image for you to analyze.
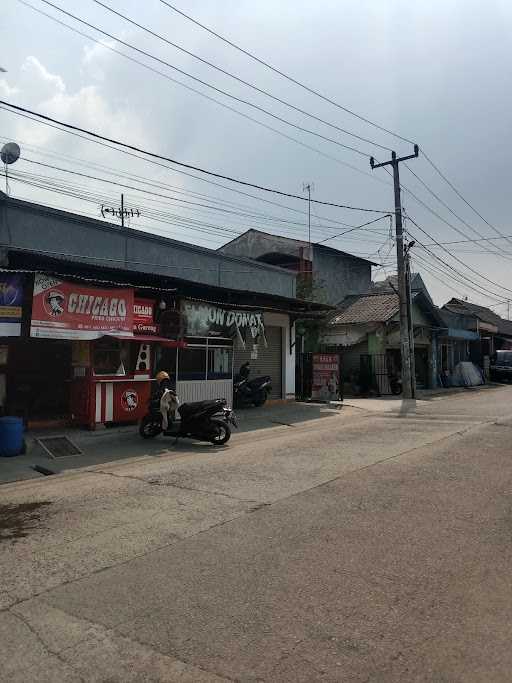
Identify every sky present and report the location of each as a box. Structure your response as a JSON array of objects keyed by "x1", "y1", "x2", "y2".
[{"x1": 1, "y1": 0, "x2": 512, "y2": 312}]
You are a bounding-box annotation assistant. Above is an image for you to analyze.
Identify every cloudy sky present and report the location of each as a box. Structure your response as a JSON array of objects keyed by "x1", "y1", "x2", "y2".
[{"x1": 2, "y1": 0, "x2": 512, "y2": 311}]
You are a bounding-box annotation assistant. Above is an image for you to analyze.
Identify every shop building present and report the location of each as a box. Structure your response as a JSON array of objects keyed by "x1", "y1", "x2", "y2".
[{"x1": 0, "y1": 195, "x2": 327, "y2": 428}]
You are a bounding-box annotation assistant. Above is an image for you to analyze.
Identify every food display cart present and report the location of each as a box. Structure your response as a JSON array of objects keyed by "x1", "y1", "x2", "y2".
[
  {"x1": 70, "y1": 335, "x2": 183, "y2": 429},
  {"x1": 30, "y1": 274, "x2": 184, "y2": 429}
]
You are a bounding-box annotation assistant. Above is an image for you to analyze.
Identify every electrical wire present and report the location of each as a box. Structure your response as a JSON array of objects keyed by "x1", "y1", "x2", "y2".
[
  {"x1": 0, "y1": 129, "x2": 389, "y2": 238},
  {"x1": 91, "y1": 0, "x2": 393, "y2": 153},
  {"x1": 405, "y1": 217, "x2": 512, "y2": 300},
  {"x1": 8, "y1": 162, "x2": 391, "y2": 248},
  {"x1": 0, "y1": 100, "x2": 393, "y2": 214},
  {"x1": 157, "y1": 0, "x2": 416, "y2": 147},
  {"x1": 14, "y1": 0, "x2": 393, "y2": 187},
  {"x1": 421, "y1": 149, "x2": 512, "y2": 246},
  {"x1": 403, "y1": 161, "x2": 512, "y2": 257},
  {"x1": 7, "y1": 172, "x2": 392, "y2": 252},
  {"x1": 25, "y1": 0, "x2": 378, "y2": 159},
  {"x1": 316, "y1": 215, "x2": 392, "y2": 244}
]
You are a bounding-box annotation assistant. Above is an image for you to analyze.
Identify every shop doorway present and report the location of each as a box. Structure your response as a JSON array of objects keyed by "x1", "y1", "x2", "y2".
[{"x1": 7, "y1": 338, "x2": 72, "y2": 425}]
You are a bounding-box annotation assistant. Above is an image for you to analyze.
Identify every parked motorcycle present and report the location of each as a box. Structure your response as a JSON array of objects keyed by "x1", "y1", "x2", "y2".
[
  {"x1": 233, "y1": 362, "x2": 272, "y2": 408},
  {"x1": 389, "y1": 375, "x2": 403, "y2": 395},
  {"x1": 139, "y1": 389, "x2": 237, "y2": 445}
]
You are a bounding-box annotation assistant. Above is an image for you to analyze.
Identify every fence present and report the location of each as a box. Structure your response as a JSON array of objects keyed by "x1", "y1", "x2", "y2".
[{"x1": 360, "y1": 354, "x2": 393, "y2": 395}]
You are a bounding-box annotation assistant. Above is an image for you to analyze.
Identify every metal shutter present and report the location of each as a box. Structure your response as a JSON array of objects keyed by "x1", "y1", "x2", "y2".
[{"x1": 234, "y1": 325, "x2": 283, "y2": 399}]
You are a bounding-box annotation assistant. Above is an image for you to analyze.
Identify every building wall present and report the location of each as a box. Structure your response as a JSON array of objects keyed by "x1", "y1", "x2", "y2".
[
  {"x1": 0, "y1": 199, "x2": 296, "y2": 299},
  {"x1": 220, "y1": 231, "x2": 307, "y2": 260},
  {"x1": 265, "y1": 311, "x2": 295, "y2": 399},
  {"x1": 312, "y1": 248, "x2": 371, "y2": 305}
]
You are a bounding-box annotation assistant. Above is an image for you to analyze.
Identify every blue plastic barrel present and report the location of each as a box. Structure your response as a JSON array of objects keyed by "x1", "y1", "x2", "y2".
[{"x1": 0, "y1": 417, "x2": 24, "y2": 457}]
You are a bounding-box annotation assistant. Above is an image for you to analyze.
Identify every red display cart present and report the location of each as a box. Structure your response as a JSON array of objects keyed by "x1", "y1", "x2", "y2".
[{"x1": 70, "y1": 335, "x2": 183, "y2": 430}]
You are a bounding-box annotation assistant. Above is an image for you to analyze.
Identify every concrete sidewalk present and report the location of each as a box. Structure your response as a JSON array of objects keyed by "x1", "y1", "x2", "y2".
[
  {"x1": 344, "y1": 383, "x2": 507, "y2": 414},
  {"x1": 0, "y1": 401, "x2": 348, "y2": 486}
]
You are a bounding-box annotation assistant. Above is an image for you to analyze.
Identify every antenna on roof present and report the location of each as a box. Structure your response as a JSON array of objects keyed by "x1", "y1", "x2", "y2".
[{"x1": 1, "y1": 141, "x2": 21, "y2": 195}]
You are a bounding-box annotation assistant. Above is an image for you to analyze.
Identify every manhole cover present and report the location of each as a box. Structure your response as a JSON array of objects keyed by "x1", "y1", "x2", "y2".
[{"x1": 36, "y1": 436, "x2": 82, "y2": 459}]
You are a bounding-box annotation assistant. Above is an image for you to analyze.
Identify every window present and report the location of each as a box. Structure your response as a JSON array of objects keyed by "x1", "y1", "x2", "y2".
[
  {"x1": 177, "y1": 347, "x2": 206, "y2": 380},
  {"x1": 93, "y1": 338, "x2": 128, "y2": 376},
  {"x1": 207, "y1": 347, "x2": 232, "y2": 380}
]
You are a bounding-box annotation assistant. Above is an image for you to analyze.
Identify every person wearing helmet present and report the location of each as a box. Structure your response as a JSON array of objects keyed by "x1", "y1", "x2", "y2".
[{"x1": 155, "y1": 370, "x2": 173, "y2": 391}]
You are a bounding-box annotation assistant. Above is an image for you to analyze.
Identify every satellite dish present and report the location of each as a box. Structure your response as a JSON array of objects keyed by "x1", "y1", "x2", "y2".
[{"x1": 1, "y1": 142, "x2": 20, "y2": 165}]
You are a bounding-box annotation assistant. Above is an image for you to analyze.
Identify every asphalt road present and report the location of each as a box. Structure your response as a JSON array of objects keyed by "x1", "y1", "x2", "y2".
[{"x1": 1, "y1": 387, "x2": 512, "y2": 682}]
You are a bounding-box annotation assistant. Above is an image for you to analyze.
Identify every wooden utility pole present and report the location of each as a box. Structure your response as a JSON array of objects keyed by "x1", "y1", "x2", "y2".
[{"x1": 370, "y1": 146, "x2": 419, "y2": 399}]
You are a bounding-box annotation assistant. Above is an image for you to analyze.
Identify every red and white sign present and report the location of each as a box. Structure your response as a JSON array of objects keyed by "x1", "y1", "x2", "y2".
[
  {"x1": 121, "y1": 389, "x2": 139, "y2": 412},
  {"x1": 31, "y1": 274, "x2": 134, "y2": 340},
  {"x1": 133, "y1": 299, "x2": 157, "y2": 335}
]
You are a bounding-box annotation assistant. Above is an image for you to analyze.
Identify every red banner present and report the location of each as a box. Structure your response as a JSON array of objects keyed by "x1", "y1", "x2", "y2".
[
  {"x1": 30, "y1": 274, "x2": 134, "y2": 340},
  {"x1": 133, "y1": 298, "x2": 157, "y2": 335}
]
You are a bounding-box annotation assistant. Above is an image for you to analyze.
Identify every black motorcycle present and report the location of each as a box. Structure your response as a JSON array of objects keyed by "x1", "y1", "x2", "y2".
[
  {"x1": 139, "y1": 391, "x2": 237, "y2": 445},
  {"x1": 233, "y1": 362, "x2": 272, "y2": 408},
  {"x1": 389, "y1": 375, "x2": 403, "y2": 395}
]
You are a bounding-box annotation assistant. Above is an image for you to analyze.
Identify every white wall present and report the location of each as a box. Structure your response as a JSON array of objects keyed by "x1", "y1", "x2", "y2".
[{"x1": 265, "y1": 312, "x2": 295, "y2": 399}]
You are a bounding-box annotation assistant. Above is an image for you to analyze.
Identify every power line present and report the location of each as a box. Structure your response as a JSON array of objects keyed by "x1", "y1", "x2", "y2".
[
  {"x1": 157, "y1": 0, "x2": 509, "y2": 262},
  {"x1": 377, "y1": 162, "x2": 512, "y2": 265},
  {"x1": 26, "y1": 0, "x2": 377, "y2": 159},
  {"x1": 411, "y1": 251, "x2": 490, "y2": 302},
  {"x1": 10, "y1": 161, "x2": 390, "y2": 246},
  {"x1": 15, "y1": 0, "x2": 393, "y2": 185},
  {"x1": 0, "y1": 120, "x2": 389, "y2": 237},
  {"x1": 91, "y1": 0, "x2": 392, "y2": 154},
  {"x1": 423, "y1": 234, "x2": 512, "y2": 247},
  {"x1": 157, "y1": 0, "x2": 416, "y2": 147},
  {"x1": 0, "y1": 100, "x2": 392, "y2": 214},
  {"x1": 316, "y1": 215, "x2": 392, "y2": 244},
  {"x1": 405, "y1": 214, "x2": 512, "y2": 299},
  {"x1": 421, "y1": 148, "x2": 512, "y2": 246},
  {"x1": 403, "y1": 161, "x2": 512, "y2": 258},
  {"x1": 6, "y1": 143, "x2": 383, "y2": 237},
  {"x1": 8, "y1": 171, "x2": 391, "y2": 251}
]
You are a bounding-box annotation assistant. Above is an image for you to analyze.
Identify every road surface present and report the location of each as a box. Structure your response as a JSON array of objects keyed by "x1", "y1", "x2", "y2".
[{"x1": 1, "y1": 387, "x2": 512, "y2": 681}]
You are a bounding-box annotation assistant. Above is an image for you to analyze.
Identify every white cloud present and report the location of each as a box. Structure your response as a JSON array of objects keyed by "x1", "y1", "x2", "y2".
[
  {"x1": 0, "y1": 78, "x2": 19, "y2": 97},
  {"x1": 21, "y1": 56, "x2": 65, "y2": 99}
]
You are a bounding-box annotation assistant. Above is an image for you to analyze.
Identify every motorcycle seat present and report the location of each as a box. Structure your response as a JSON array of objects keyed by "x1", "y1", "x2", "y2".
[{"x1": 178, "y1": 399, "x2": 226, "y2": 417}]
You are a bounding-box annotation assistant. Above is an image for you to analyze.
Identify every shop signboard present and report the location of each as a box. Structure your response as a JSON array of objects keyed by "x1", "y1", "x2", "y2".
[
  {"x1": 31, "y1": 274, "x2": 134, "y2": 340},
  {"x1": 133, "y1": 299, "x2": 157, "y2": 335},
  {"x1": 181, "y1": 300, "x2": 265, "y2": 346},
  {"x1": 312, "y1": 353, "x2": 340, "y2": 401},
  {"x1": 0, "y1": 273, "x2": 23, "y2": 336}
]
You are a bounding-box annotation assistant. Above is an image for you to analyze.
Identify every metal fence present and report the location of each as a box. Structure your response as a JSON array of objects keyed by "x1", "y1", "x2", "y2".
[{"x1": 360, "y1": 354, "x2": 392, "y2": 395}]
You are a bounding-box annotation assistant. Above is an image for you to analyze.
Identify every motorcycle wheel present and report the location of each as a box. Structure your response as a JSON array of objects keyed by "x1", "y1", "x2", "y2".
[
  {"x1": 209, "y1": 419, "x2": 231, "y2": 445},
  {"x1": 390, "y1": 381, "x2": 402, "y2": 396},
  {"x1": 139, "y1": 415, "x2": 163, "y2": 439},
  {"x1": 253, "y1": 392, "x2": 267, "y2": 407}
]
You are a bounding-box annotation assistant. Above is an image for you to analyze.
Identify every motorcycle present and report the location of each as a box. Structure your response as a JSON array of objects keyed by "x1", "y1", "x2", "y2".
[
  {"x1": 389, "y1": 375, "x2": 403, "y2": 395},
  {"x1": 233, "y1": 362, "x2": 272, "y2": 408},
  {"x1": 139, "y1": 390, "x2": 237, "y2": 445}
]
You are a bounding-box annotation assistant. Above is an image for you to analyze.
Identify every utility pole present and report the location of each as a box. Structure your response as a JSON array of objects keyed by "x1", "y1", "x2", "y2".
[
  {"x1": 405, "y1": 242, "x2": 416, "y2": 395},
  {"x1": 120, "y1": 193, "x2": 125, "y2": 229},
  {"x1": 370, "y1": 145, "x2": 419, "y2": 399}
]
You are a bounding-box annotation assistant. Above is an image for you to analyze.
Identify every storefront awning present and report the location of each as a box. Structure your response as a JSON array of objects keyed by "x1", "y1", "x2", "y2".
[{"x1": 105, "y1": 334, "x2": 186, "y2": 347}]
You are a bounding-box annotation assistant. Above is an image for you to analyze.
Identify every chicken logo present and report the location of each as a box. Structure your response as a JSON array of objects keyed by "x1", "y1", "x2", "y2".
[
  {"x1": 121, "y1": 390, "x2": 138, "y2": 412},
  {"x1": 43, "y1": 290, "x2": 65, "y2": 317}
]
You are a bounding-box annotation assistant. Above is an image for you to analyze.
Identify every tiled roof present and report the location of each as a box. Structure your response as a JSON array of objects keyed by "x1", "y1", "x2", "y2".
[{"x1": 329, "y1": 293, "x2": 399, "y2": 325}]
